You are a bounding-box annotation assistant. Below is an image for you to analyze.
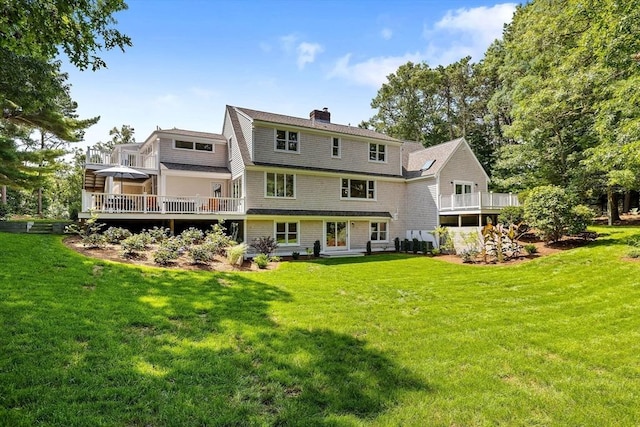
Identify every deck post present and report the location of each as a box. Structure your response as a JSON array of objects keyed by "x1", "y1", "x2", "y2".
[{"x1": 143, "y1": 192, "x2": 147, "y2": 213}]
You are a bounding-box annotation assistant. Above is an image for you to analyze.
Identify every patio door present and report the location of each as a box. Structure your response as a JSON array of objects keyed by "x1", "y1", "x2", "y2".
[
  {"x1": 325, "y1": 221, "x2": 349, "y2": 251},
  {"x1": 454, "y1": 181, "x2": 473, "y2": 208}
]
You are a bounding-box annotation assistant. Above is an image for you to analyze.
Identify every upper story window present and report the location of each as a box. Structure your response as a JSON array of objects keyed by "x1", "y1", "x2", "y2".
[
  {"x1": 275, "y1": 129, "x2": 299, "y2": 153},
  {"x1": 341, "y1": 178, "x2": 375, "y2": 200},
  {"x1": 369, "y1": 143, "x2": 386, "y2": 162},
  {"x1": 174, "y1": 140, "x2": 213, "y2": 152},
  {"x1": 332, "y1": 137, "x2": 341, "y2": 158},
  {"x1": 266, "y1": 172, "x2": 295, "y2": 198}
]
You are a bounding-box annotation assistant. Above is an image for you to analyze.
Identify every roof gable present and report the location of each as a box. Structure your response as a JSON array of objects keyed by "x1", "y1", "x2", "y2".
[{"x1": 403, "y1": 137, "x2": 488, "y2": 181}]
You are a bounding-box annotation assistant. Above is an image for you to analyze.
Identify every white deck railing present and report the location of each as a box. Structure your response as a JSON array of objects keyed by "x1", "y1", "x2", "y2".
[
  {"x1": 86, "y1": 148, "x2": 157, "y2": 169},
  {"x1": 83, "y1": 192, "x2": 244, "y2": 214},
  {"x1": 440, "y1": 191, "x2": 518, "y2": 211}
]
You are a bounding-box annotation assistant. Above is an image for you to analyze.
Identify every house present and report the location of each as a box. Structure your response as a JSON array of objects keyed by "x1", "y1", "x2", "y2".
[{"x1": 81, "y1": 106, "x2": 518, "y2": 255}]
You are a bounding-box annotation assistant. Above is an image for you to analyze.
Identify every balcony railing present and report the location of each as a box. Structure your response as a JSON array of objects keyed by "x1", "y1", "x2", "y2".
[
  {"x1": 82, "y1": 192, "x2": 244, "y2": 214},
  {"x1": 440, "y1": 191, "x2": 518, "y2": 211},
  {"x1": 86, "y1": 147, "x2": 157, "y2": 169}
]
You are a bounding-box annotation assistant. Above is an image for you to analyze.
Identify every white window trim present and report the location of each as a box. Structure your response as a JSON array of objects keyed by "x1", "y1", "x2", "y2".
[
  {"x1": 369, "y1": 221, "x2": 389, "y2": 243},
  {"x1": 274, "y1": 221, "x2": 300, "y2": 246},
  {"x1": 368, "y1": 143, "x2": 387, "y2": 163},
  {"x1": 274, "y1": 129, "x2": 300, "y2": 154},
  {"x1": 331, "y1": 137, "x2": 341, "y2": 159},
  {"x1": 453, "y1": 180, "x2": 474, "y2": 194},
  {"x1": 264, "y1": 172, "x2": 296, "y2": 199},
  {"x1": 173, "y1": 139, "x2": 215, "y2": 153},
  {"x1": 340, "y1": 178, "x2": 377, "y2": 201}
]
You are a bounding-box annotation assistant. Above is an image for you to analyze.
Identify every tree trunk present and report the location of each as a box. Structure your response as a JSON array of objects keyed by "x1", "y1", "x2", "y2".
[
  {"x1": 1, "y1": 185, "x2": 6, "y2": 204},
  {"x1": 624, "y1": 191, "x2": 631, "y2": 213},
  {"x1": 607, "y1": 187, "x2": 620, "y2": 226},
  {"x1": 38, "y1": 187, "x2": 43, "y2": 217}
]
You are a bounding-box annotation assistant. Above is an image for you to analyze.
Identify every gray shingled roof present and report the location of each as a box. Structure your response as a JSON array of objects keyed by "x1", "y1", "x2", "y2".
[
  {"x1": 157, "y1": 128, "x2": 226, "y2": 142},
  {"x1": 160, "y1": 162, "x2": 231, "y2": 174},
  {"x1": 246, "y1": 209, "x2": 392, "y2": 218},
  {"x1": 226, "y1": 105, "x2": 254, "y2": 166},
  {"x1": 403, "y1": 138, "x2": 465, "y2": 179},
  {"x1": 234, "y1": 106, "x2": 401, "y2": 143}
]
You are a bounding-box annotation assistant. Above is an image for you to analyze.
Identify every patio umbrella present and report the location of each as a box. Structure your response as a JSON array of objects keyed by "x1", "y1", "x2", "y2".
[{"x1": 95, "y1": 165, "x2": 149, "y2": 194}]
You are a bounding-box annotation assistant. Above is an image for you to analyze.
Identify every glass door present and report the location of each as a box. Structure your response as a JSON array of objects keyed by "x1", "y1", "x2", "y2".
[{"x1": 325, "y1": 221, "x2": 348, "y2": 251}]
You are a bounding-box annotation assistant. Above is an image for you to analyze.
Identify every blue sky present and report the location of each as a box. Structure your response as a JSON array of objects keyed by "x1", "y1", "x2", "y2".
[{"x1": 64, "y1": 0, "x2": 518, "y2": 147}]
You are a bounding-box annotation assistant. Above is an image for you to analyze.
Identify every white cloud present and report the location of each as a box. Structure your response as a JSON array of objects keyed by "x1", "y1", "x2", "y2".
[
  {"x1": 154, "y1": 93, "x2": 179, "y2": 106},
  {"x1": 434, "y1": 3, "x2": 517, "y2": 46},
  {"x1": 296, "y1": 42, "x2": 324, "y2": 69},
  {"x1": 328, "y1": 52, "x2": 423, "y2": 88},
  {"x1": 381, "y1": 27, "x2": 393, "y2": 40}
]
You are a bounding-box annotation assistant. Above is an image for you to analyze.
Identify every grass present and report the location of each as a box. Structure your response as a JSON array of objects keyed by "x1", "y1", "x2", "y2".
[{"x1": 1, "y1": 227, "x2": 639, "y2": 426}]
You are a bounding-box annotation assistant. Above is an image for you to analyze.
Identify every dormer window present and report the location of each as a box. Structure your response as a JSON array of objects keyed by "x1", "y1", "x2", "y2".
[
  {"x1": 275, "y1": 129, "x2": 299, "y2": 153},
  {"x1": 174, "y1": 140, "x2": 213, "y2": 152},
  {"x1": 369, "y1": 143, "x2": 386, "y2": 162}
]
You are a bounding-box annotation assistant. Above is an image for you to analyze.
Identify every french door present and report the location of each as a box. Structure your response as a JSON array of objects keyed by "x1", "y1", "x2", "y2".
[{"x1": 325, "y1": 221, "x2": 349, "y2": 251}]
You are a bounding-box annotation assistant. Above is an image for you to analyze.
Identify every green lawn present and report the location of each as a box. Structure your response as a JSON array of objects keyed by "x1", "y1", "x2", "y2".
[{"x1": 1, "y1": 228, "x2": 639, "y2": 426}]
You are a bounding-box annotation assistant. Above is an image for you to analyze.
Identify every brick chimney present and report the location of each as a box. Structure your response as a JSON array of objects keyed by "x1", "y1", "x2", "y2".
[{"x1": 310, "y1": 107, "x2": 330, "y2": 123}]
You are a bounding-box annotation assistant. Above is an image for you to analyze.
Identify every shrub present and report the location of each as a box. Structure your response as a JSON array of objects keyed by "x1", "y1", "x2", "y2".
[
  {"x1": 431, "y1": 248, "x2": 440, "y2": 255},
  {"x1": 524, "y1": 244, "x2": 538, "y2": 255},
  {"x1": 404, "y1": 238, "x2": 410, "y2": 253},
  {"x1": 144, "y1": 226, "x2": 171, "y2": 243},
  {"x1": 567, "y1": 204, "x2": 594, "y2": 236},
  {"x1": 153, "y1": 245, "x2": 179, "y2": 265},
  {"x1": 394, "y1": 237, "x2": 400, "y2": 252},
  {"x1": 251, "y1": 236, "x2": 278, "y2": 255},
  {"x1": 179, "y1": 227, "x2": 205, "y2": 246},
  {"x1": 366, "y1": 241, "x2": 372, "y2": 255},
  {"x1": 313, "y1": 240, "x2": 321, "y2": 257},
  {"x1": 189, "y1": 245, "x2": 214, "y2": 264},
  {"x1": 0, "y1": 202, "x2": 9, "y2": 220},
  {"x1": 459, "y1": 249, "x2": 479, "y2": 263},
  {"x1": 292, "y1": 251, "x2": 300, "y2": 260},
  {"x1": 227, "y1": 243, "x2": 247, "y2": 266},
  {"x1": 103, "y1": 226, "x2": 132, "y2": 244},
  {"x1": 66, "y1": 214, "x2": 106, "y2": 248},
  {"x1": 498, "y1": 205, "x2": 525, "y2": 226},
  {"x1": 253, "y1": 253, "x2": 270, "y2": 269},
  {"x1": 205, "y1": 223, "x2": 233, "y2": 255},
  {"x1": 412, "y1": 238, "x2": 419, "y2": 254},
  {"x1": 524, "y1": 185, "x2": 572, "y2": 243},
  {"x1": 121, "y1": 234, "x2": 148, "y2": 257}
]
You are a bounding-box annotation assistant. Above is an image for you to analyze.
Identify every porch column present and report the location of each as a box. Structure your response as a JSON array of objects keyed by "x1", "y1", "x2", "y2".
[{"x1": 458, "y1": 215, "x2": 462, "y2": 227}]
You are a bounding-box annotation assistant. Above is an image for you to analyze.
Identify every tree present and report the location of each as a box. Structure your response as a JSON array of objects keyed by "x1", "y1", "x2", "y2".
[
  {"x1": 363, "y1": 56, "x2": 506, "y2": 173},
  {"x1": 0, "y1": 0, "x2": 130, "y2": 197},
  {"x1": 490, "y1": 0, "x2": 640, "y2": 224}
]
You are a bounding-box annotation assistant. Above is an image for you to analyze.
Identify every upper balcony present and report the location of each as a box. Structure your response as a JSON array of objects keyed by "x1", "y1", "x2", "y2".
[
  {"x1": 439, "y1": 191, "x2": 519, "y2": 212},
  {"x1": 86, "y1": 145, "x2": 157, "y2": 170}
]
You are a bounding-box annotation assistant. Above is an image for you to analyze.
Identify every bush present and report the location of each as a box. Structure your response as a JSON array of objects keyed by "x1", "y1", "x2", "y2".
[
  {"x1": 313, "y1": 240, "x2": 321, "y2": 257},
  {"x1": 251, "y1": 236, "x2": 278, "y2": 255},
  {"x1": 103, "y1": 226, "x2": 132, "y2": 244},
  {"x1": 0, "y1": 202, "x2": 9, "y2": 220},
  {"x1": 431, "y1": 248, "x2": 440, "y2": 255},
  {"x1": 498, "y1": 205, "x2": 524, "y2": 226},
  {"x1": 121, "y1": 234, "x2": 148, "y2": 257},
  {"x1": 524, "y1": 185, "x2": 572, "y2": 243},
  {"x1": 459, "y1": 249, "x2": 479, "y2": 263},
  {"x1": 144, "y1": 226, "x2": 171, "y2": 243},
  {"x1": 253, "y1": 253, "x2": 270, "y2": 269},
  {"x1": 366, "y1": 241, "x2": 372, "y2": 255},
  {"x1": 66, "y1": 214, "x2": 106, "y2": 248},
  {"x1": 412, "y1": 238, "x2": 419, "y2": 254},
  {"x1": 524, "y1": 244, "x2": 538, "y2": 255},
  {"x1": 292, "y1": 251, "x2": 300, "y2": 260},
  {"x1": 394, "y1": 237, "x2": 400, "y2": 252},
  {"x1": 567, "y1": 205, "x2": 594, "y2": 235},
  {"x1": 205, "y1": 223, "x2": 233, "y2": 255},
  {"x1": 153, "y1": 245, "x2": 179, "y2": 265},
  {"x1": 179, "y1": 227, "x2": 204, "y2": 246},
  {"x1": 189, "y1": 245, "x2": 214, "y2": 264},
  {"x1": 227, "y1": 243, "x2": 247, "y2": 266}
]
